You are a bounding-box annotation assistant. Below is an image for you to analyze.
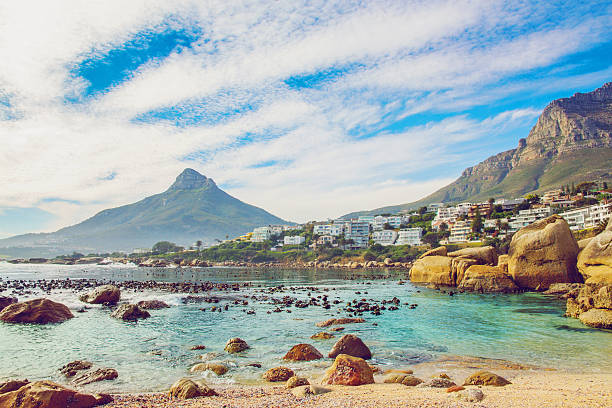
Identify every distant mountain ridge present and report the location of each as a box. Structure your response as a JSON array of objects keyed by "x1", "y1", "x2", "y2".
[
  {"x1": 344, "y1": 82, "x2": 612, "y2": 218},
  {"x1": 0, "y1": 169, "x2": 289, "y2": 257}
]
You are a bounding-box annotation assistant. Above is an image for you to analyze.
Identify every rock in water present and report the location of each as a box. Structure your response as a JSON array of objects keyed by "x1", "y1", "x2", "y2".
[
  {"x1": 447, "y1": 246, "x2": 498, "y2": 265},
  {"x1": 263, "y1": 367, "x2": 294, "y2": 382},
  {"x1": 60, "y1": 360, "x2": 92, "y2": 377},
  {"x1": 110, "y1": 304, "x2": 150, "y2": 321},
  {"x1": 0, "y1": 296, "x2": 17, "y2": 311},
  {"x1": 0, "y1": 380, "x2": 112, "y2": 407},
  {"x1": 328, "y1": 334, "x2": 372, "y2": 359},
  {"x1": 463, "y1": 371, "x2": 511, "y2": 386},
  {"x1": 137, "y1": 300, "x2": 170, "y2": 309},
  {"x1": 577, "y1": 217, "x2": 612, "y2": 284},
  {"x1": 286, "y1": 376, "x2": 309, "y2": 389},
  {"x1": 409, "y1": 256, "x2": 454, "y2": 286},
  {"x1": 190, "y1": 363, "x2": 228, "y2": 375},
  {"x1": 169, "y1": 378, "x2": 217, "y2": 399},
  {"x1": 578, "y1": 308, "x2": 612, "y2": 329},
  {"x1": 508, "y1": 215, "x2": 580, "y2": 290},
  {"x1": 224, "y1": 338, "x2": 249, "y2": 353},
  {"x1": 80, "y1": 285, "x2": 120, "y2": 304},
  {"x1": 458, "y1": 265, "x2": 519, "y2": 293},
  {"x1": 283, "y1": 344, "x2": 323, "y2": 361},
  {"x1": 0, "y1": 298, "x2": 73, "y2": 324},
  {"x1": 322, "y1": 354, "x2": 374, "y2": 386},
  {"x1": 73, "y1": 368, "x2": 118, "y2": 386},
  {"x1": 311, "y1": 332, "x2": 334, "y2": 340},
  {"x1": 0, "y1": 379, "x2": 29, "y2": 394}
]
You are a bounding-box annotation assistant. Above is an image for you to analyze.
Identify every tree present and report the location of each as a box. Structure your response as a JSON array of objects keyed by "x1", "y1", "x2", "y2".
[
  {"x1": 603, "y1": 181, "x2": 609, "y2": 190},
  {"x1": 152, "y1": 241, "x2": 181, "y2": 254},
  {"x1": 383, "y1": 222, "x2": 393, "y2": 230},
  {"x1": 488, "y1": 197, "x2": 495, "y2": 205},
  {"x1": 471, "y1": 210, "x2": 483, "y2": 234},
  {"x1": 439, "y1": 222, "x2": 448, "y2": 231},
  {"x1": 196, "y1": 240, "x2": 202, "y2": 253},
  {"x1": 418, "y1": 206, "x2": 428, "y2": 215},
  {"x1": 422, "y1": 232, "x2": 440, "y2": 246}
]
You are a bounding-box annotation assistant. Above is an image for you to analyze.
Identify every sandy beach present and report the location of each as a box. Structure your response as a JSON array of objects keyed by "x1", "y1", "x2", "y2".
[{"x1": 105, "y1": 370, "x2": 612, "y2": 408}]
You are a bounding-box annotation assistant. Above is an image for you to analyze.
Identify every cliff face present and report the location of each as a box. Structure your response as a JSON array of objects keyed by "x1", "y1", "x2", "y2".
[{"x1": 344, "y1": 82, "x2": 612, "y2": 217}]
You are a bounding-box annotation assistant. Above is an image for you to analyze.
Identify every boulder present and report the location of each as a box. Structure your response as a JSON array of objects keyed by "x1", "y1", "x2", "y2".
[
  {"x1": 321, "y1": 354, "x2": 374, "y2": 386},
  {"x1": 419, "y1": 246, "x2": 447, "y2": 258},
  {"x1": 224, "y1": 338, "x2": 249, "y2": 353},
  {"x1": 409, "y1": 256, "x2": 453, "y2": 286},
  {"x1": 263, "y1": 367, "x2": 294, "y2": 382},
  {"x1": 458, "y1": 265, "x2": 519, "y2": 293},
  {"x1": 0, "y1": 298, "x2": 73, "y2": 324},
  {"x1": 60, "y1": 361, "x2": 92, "y2": 377},
  {"x1": 79, "y1": 285, "x2": 120, "y2": 305},
  {"x1": 328, "y1": 334, "x2": 372, "y2": 360},
  {"x1": 73, "y1": 368, "x2": 118, "y2": 386},
  {"x1": 578, "y1": 308, "x2": 612, "y2": 329},
  {"x1": 577, "y1": 237, "x2": 593, "y2": 251},
  {"x1": 168, "y1": 378, "x2": 217, "y2": 399},
  {"x1": 577, "y1": 217, "x2": 612, "y2": 285},
  {"x1": 594, "y1": 286, "x2": 612, "y2": 309},
  {"x1": 383, "y1": 374, "x2": 423, "y2": 386},
  {"x1": 311, "y1": 332, "x2": 334, "y2": 340},
  {"x1": 463, "y1": 371, "x2": 511, "y2": 386},
  {"x1": 498, "y1": 255, "x2": 509, "y2": 274},
  {"x1": 0, "y1": 379, "x2": 29, "y2": 394},
  {"x1": 286, "y1": 376, "x2": 309, "y2": 389},
  {"x1": 110, "y1": 304, "x2": 150, "y2": 321},
  {"x1": 0, "y1": 380, "x2": 111, "y2": 408},
  {"x1": 508, "y1": 215, "x2": 580, "y2": 290},
  {"x1": 283, "y1": 344, "x2": 323, "y2": 361},
  {"x1": 451, "y1": 257, "x2": 479, "y2": 286},
  {"x1": 137, "y1": 300, "x2": 170, "y2": 310},
  {"x1": 190, "y1": 363, "x2": 228, "y2": 375},
  {"x1": 316, "y1": 317, "x2": 364, "y2": 327},
  {"x1": 0, "y1": 296, "x2": 17, "y2": 311},
  {"x1": 448, "y1": 246, "x2": 498, "y2": 265}
]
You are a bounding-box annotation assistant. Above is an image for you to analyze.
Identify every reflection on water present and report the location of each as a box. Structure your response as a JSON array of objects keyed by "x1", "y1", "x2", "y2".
[{"x1": 0, "y1": 262, "x2": 611, "y2": 393}]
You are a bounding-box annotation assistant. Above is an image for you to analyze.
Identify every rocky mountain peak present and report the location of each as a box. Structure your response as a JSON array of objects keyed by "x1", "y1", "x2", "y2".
[{"x1": 168, "y1": 168, "x2": 216, "y2": 190}]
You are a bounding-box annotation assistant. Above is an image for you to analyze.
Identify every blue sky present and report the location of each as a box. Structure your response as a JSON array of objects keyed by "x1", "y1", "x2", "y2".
[{"x1": 0, "y1": 0, "x2": 611, "y2": 238}]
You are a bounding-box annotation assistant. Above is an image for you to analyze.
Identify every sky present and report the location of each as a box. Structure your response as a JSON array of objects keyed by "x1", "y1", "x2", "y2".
[{"x1": 0, "y1": 0, "x2": 611, "y2": 238}]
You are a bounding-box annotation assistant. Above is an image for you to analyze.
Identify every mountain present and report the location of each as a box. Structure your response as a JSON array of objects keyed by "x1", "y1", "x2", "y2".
[
  {"x1": 344, "y1": 82, "x2": 612, "y2": 218},
  {"x1": 0, "y1": 169, "x2": 289, "y2": 257}
]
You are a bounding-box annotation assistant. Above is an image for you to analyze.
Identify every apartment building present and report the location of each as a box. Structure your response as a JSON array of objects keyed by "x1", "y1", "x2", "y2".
[
  {"x1": 372, "y1": 215, "x2": 403, "y2": 230},
  {"x1": 396, "y1": 228, "x2": 423, "y2": 245},
  {"x1": 251, "y1": 227, "x2": 271, "y2": 242},
  {"x1": 313, "y1": 224, "x2": 344, "y2": 236},
  {"x1": 372, "y1": 230, "x2": 398, "y2": 246},
  {"x1": 284, "y1": 235, "x2": 305, "y2": 245},
  {"x1": 346, "y1": 221, "x2": 370, "y2": 249},
  {"x1": 560, "y1": 202, "x2": 612, "y2": 230},
  {"x1": 508, "y1": 207, "x2": 552, "y2": 232},
  {"x1": 448, "y1": 220, "x2": 471, "y2": 243}
]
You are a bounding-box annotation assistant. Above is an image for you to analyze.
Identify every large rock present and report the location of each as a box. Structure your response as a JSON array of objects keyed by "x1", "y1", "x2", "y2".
[
  {"x1": 578, "y1": 308, "x2": 612, "y2": 329},
  {"x1": 577, "y1": 217, "x2": 612, "y2": 285},
  {"x1": 498, "y1": 255, "x2": 509, "y2": 274},
  {"x1": 60, "y1": 360, "x2": 93, "y2": 377},
  {"x1": 110, "y1": 304, "x2": 150, "y2": 321},
  {"x1": 283, "y1": 344, "x2": 323, "y2": 361},
  {"x1": 137, "y1": 300, "x2": 170, "y2": 309},
  {"x1": 263, "y1": 367, "x2": 294, "y2": 382},
  {"x1": 328, "y1": 334, "x2": 372, "y2": 360},
  {"x1": 0, "y1": 379, "x2": 29, "y2": 394},
  {"x1": 286, "y1": 376, "x2": 309, "y2": 389},
  {"x1": 0, "y1": 296, "x2": 17, "y2": 311},
  {"x1": 79, "y1": 285, "x2": 120, "y2": 305},
  {"x1": 451, "y1": 257, "x2": 479, "y2": 286},
  {"x1": 321, "y1": 354, "x2": 374, "y2": 386},
  {"x1": 0, "y1": 298, "x2": 73, "y2": 324},
  {"x1": 458, "y1": 265, "x2": 519, "y2": 293},
  {"x1": 383, "y1": 374, "x2": 423, "y2": 386},
  {"x1": 463, "y1": 371, "x2": 511, "y2": 386},
  {"x1": 409, "y1": 256, "x2": 453, "y2": 286},
  {"x1": 0, "y1": 380, "x2": 111, "y2": 408},
  {"x1": 168, "y1": 378, "x2": 217, "y2": 399},
  {"x1": 73, "y1": 368, "x2": 118, "y2": 386},
  {"x1": 190, "y1": 363, "x2": 228, "y2": 375},
  {"x1": 508, "y1": 215, "x2": 580, "y2": 290},
  {"x1": 224, "y1": 338, "x2": 249, "y2": 353},
  {"x1": 448, "y1": 246, "x2": 498, "y2": 265},
  {"x1": 419, "y1": 246, "x2": 447, "y2": 258}
]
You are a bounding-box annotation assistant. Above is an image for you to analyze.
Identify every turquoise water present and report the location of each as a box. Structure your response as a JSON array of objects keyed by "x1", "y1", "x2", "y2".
[{"x1": 0, "y1": 262, "x2": 610, "y2": 393}]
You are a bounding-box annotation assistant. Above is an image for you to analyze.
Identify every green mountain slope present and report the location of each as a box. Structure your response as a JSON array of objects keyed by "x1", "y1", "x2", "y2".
[
  {"x1": 344, "y1": 82, "x2": 612, "y2": 218},
  {"x1": 0, "y1": 169, "x2": 289, "y2": 256}
]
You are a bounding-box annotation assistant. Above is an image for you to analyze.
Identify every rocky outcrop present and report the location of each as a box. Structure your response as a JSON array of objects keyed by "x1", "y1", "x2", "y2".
[
  {"x1": 508, "y1": 215, "x2": 580, "y2": 289},
  {"x1": 577, "y1": 217, "x2": 612, "y2": 284},
  {"x1": 190, "y1": 363, "x2": 228, "y2": 375},
  {"x1": 447, "y1": 246, "x2": 497, "y2": 265},
  {"x1": 168, "y1": 378, "x2": 217, "y2": 399},
  {"x1": 80, "y1": 285, "x2": 120, "y2": 304},
  {"x1": 137, "y1": 300, "x2": 170, "y2": 309},
  {"x1": 0, "y1": 379, "x2": 30, "y2": 394},
  {"x1": 316, "y1": 317, "x2": 364, "y2": 327},
  {"x1": 110, "y1": 304, "x2": 150, "y2": 321},
  {"x1": 283, "y1": 344, "x2": 323, "y2": 361},
  {"x1": 0, "y1": 296, "x2": 17, "y2": 311},
  {"x1": 0, "y1": 298, "x2": 73, "y2": 324},
  {"x1": 0, "y1": 380, "x2": 111, "y2": 408},
  {"x1": 458, "y1": 265, "x2": 519, "y2": 293},
  {"x1": 321, "y1": 354, "x2": 374, "y2": 386},
  {"x1": 263, "y1": 367, "x2": 294, "y2": 382},
  {"x1": 224, "y1": 338, "x2": 249, "y2": 353},
  {"x1": 73, "y1": 368, "x2": 118, "y2": 386},
  {"x1": 578, "y1": 308, "x2": 612, "y2": 329},
  {"x1": 566, "y1": 285, "x2": 612, "y2": 329},
  {"x1": 409, "y1": 256, "x2": 454, "y2": 286},
  {"x1": 328, "y1": 334, "x2": 372, "y2": 360},
  {"x1": 311, "y1": 332, "x2": 334, "y2": 340},
  {"x1": 419, "y1": 246, "x2": 447, "y2": 258},
  {"x1": 463, "y1": 371, "x2": 511, "y2": 386},
  {"x1": 60, "y1": 361, "x2": 92, "y2": 377}
]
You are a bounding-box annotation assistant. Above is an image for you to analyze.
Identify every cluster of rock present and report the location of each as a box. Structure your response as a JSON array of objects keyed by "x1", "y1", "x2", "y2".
[
  {"x1": 563, "y1": 284, "x2": 612, "y2": 329},
  {"x1": 137, "y1": 258, "x2": 212, "y2": 267},
  {"x1": 0, "y1": 380, "x2": 112, "y2": 408},
  {"x1": 305, "y1": 258, "x2": 412, "y2": 269}
]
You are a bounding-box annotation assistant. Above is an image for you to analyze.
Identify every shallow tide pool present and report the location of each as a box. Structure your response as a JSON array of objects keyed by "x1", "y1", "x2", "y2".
[{"x1": 0, "y1": 262, "x2": 610, "y2": 393}]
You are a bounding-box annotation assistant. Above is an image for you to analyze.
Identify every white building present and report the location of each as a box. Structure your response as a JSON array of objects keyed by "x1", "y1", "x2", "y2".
[
  {"x1": 358, "y1": 215, "x2": 375, "y2": 225},
  {"x1": 494, "y1": 198, "x2": 525, "y2": 210},
  {"x1": 560, "y1": 202, "x2": 612, "y2": 230},
  {"x1": 434, "y1": 206, "x2": 459, "y2": 223},
  {"x1": 427, "y1": 203, "x2": 444, "y2": 212},
  {"x1": 251, "y1": 227, "x2": 271, "y2": 242},
  {"x1": 316, "y1": 235, "x2": 335, "y2": 245},
  {"x1": 346, "y1": 221, "x2": 370, "y2": 249},
  {"x1": 269, "y1": 225, "x2": 284, "y2": 236},
  {"x1": 372, "y1": 215, "x2": 403, "y2": 231},
  {"x1": 396, "y1": 228, "x2": 423, "y2": 246},
  {"x1": 373, "y1": 230, "x2": 398, "y2": 246},
  {"x1": 449, "y1": 220, "x2": 471, "y2": 243},
  {"x1": 284, "y1": 235, "x2": 305, "y2": 245},
  {"x1": 313, "y1": 224, "x2": 344, "y2": 236},
  {"x1": 508, "y1": 207, "x2": 552, "y2": 232}
]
